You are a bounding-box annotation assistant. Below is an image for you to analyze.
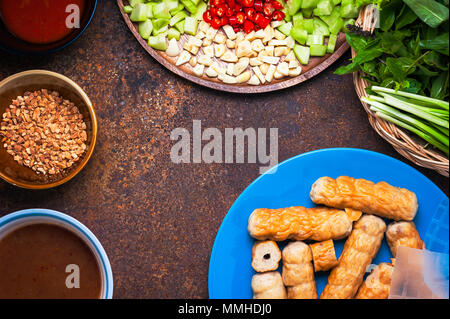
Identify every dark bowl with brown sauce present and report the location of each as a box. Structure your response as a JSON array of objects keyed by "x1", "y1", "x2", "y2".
[
  {"x1": 0, "y1": 209, "x2": 113, "y2": 299},
  {"x1": 0, "y1": 70, "x2": 98, "y2": 189}
]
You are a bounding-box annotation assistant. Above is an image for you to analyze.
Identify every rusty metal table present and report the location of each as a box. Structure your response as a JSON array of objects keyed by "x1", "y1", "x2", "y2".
[{"x1": 0, "y1": 0, "x2": 448, "y2": 299}]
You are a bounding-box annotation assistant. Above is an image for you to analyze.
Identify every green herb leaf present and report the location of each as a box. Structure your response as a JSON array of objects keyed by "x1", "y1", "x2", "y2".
[{"x1": 403, "y1": 0, "x2": 449, "y2": 28}]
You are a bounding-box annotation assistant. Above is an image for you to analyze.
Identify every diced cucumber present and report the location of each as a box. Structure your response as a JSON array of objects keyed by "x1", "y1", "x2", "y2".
[
  {"x1": 153, "y1": 24, "x2": 169, "y2": 36},
  {"x1": 170, "y1": 11, "x2": 187, "y2": 26},
  {"x1": 293, "y1": 44, "x2": 310, "y2": 65},
  {"x1": 184, "y1": 16, "x2": 198, "y2": 35},
  {"x1": 292, "y1": 12, "x2": 304, "y2": 28},
  {"x1": 302, "y1": 8, "x2": 314, "y2": 18},
  {"x1": 168, "y1": 28, "x2": 181, "y2": 40},
  {"x1": 145, "y1": 3, "x2": 154, "y2": 18},
  {"x1": 153, "y1": 2, "x2": 171, "y2": 20},
  {"x1": 313, "y1": 0, "x2": 334, "y2": 16},
  {"x1": 310, "y1": 44, "x2": 327, "y2": 56},
  {"x1": 332, "y1": 0, "x2": 341, "y2": 4},
  {"x1": 340, "y1": 4, "x2": 359, "y2": 19},
  {"x1": 290, "y1": 27, "x2": 308, "y2": 45},
  {"x1": 193, "y1": 1, "x2": 207, "y2": 20},
  {"x1": 148, "y1": 34, "x2": 167, "y2": 51},
  {"x1": 319, "y1": 7, "x2": 341, "y2": 26},
  {"x1": 170, "y1": 4, "x2": 185, "y2": 15},
  {"x1": 328, "y1": 17, "x2": 343, "y2": 34},
  {"x1": 313, "y1": 17, "x2": 330, "y2": 35},
  {"x1": 139, "y1": 19, "x2": 153, "y2": 39},
  {"x1": 277, "y1": 22, "x2": 293, "y2": 36},
  {"x1": 306, "y1": 34, "x2": 324, "y2": 45},
  {"x1": 130, "y1": 3, "x2": 148, "y2": 22},
  {"x1": 175, "y1": 20, "x2": 185, "y2": 33},
  {"x1": 191, "y1": 0, "x2": 202, "y2": 5},
  {"x1": 153, "y1": 18, "x2": 170, "y2": 31},
  {"x1": 286, "y1": 0, "x2": 302, "y2": 16},
  {"x1": 129, "y1": 0, "x2": 145, "y2": 8},
  {"x1": 166, "y1": 0, "x2": 180, "y2": 12},
  {"x1": 123, "y1": 5, "x2": 133, "y2": 14},
  {"x1": 180, "y1": 0, "x2": 198, "y2": 14},
  {"x1": 327, "y1": 34, "x2": 337, "y2": 53},
  {"x1": 302, "y1": 19, "x2": 314, "y2": 33},
  {"x1": 341, "y1": 0, "x2": 354, "y2": 6},
  {"x1": 301, "y1": 0, "x2": 319, "y2": 9}
]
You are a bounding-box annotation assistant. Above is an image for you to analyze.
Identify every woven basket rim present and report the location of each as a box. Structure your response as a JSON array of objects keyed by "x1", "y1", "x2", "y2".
[{"x1": 352, "y1": 6, "x2": 449, "y2": 177}]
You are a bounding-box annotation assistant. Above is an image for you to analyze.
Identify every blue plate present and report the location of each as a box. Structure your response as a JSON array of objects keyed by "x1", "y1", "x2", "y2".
[{"x1": 208, "y1": 148, "x2": 449, "y2": 299}]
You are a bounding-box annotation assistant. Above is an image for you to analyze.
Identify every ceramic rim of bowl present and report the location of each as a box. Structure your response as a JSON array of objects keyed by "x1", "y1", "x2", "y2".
[
  {"x1": 0, "y1": 208, "x2": 113, "y2": 299},
  {"x1": 0, "y1": 70, "x2": 98, "y2": 189}
]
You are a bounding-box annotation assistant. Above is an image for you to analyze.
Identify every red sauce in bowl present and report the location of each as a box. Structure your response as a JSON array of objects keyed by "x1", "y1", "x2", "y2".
[{"x1": 0, "y1": 0, "x2": 86, "y2": 44}]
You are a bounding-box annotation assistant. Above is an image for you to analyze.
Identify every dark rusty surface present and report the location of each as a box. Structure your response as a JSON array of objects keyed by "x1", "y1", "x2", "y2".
[{"x1": 0, "y1": 0, "x2": 448, "y2": 299}]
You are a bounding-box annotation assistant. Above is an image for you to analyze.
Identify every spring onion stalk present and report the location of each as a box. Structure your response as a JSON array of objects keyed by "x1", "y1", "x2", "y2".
[
  {"x1": 377, "y1": 93, "x2": 449, "y2": 129},
  {"x1": 371, "y1": 86, "x2": 450, "y2": 110},
  {"x1": 363, "y1": 98, "x2": 449, "y2": 147},
  {"x1": 374, "y1": 111, "x2": 449, "y2": 155}
]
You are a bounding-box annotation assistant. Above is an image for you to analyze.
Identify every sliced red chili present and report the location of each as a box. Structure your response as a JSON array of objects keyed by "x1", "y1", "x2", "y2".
[
  {"x1": 244, "y1": 7, "x2": 256, "y2": 21},
  {"x1": 272, "y1": 10, "x2": 285, "y2": 21},
  {"x1": 225, "y1": 7, "x2": 234, "y2": 17},
  {"x1": 236, "y1": 11, "x2": 246, "y2": 24},
  {"x1": 258, "y1": 16, "x2": 270, "y2": 28},
  {"x1": 211, "y1": 16, "x2": 222, "y2": 29},
  {"x1": 220, "y1": 16, "x2": 229, "y2": 26},
  {"x1": 226, "y1": 0, "x2": 236, "y2": 8},
  {"x1": 271, "y1": 0, "x2": 283, "y2": 10},
  {"x1": 216, "y1": 4, "x2": 227, "y2": 17},
  {"x1": 228, "y1": 15, "x2": 238, "y2": 25},
  {"x1": 210, "y1": 6, "x2": 218, "y2": 16},
  {"x1": 263, "y1": 2, "x2": 274, "y2": 17},
  {"x1": 241, "y1": 0, "x2": 254, "y2": 7},
  {"x1": 203, "y1": 10, "x2": 212, "y2": 23},
  {"x1": 210, "y1": 0, "x2": 221, "y2": 7},
  {"x1": 243, "y1": 19, "x2": 255, "y2": 33}
]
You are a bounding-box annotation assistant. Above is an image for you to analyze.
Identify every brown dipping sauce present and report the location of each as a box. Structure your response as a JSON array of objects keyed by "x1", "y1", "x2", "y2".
[{"x1": 0, "y1": 223, "x2": 102, "y2": 299}]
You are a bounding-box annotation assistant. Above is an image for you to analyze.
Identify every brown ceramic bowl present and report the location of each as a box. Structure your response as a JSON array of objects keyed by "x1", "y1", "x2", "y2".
[{"x1": 0, "y1": 70, "x2": 97, "y2": 189}]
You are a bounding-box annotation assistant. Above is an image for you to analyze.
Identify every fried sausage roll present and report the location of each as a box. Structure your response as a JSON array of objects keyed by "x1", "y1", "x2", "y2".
[
  {"x1": 252, "y1": 241, "x2": 282, "y2": 272},
  {"x1": 247, "y1": 206, "x2": 360, "y2": 242},
  {"x1": 355, "y1": 262, "x2": 394, "y2": 299},
  {"x1": 282, "y1": 241, "x2": 317, "y2": 299},
  {"x1": 310, "y1": 176, "x2": 418, "y2": 221},
  {"x1": 386, "y1": 221, "x2": 425, "y2": 257},
  {"x1": 310, "y1": 239, "x2": 338, "y2": 272},
  {"x1": 251, "y1": 271, "x2": 287, "y2": 299},
  {"x1": 320, "y1": 215, "x2": 386, "y2": 299}
]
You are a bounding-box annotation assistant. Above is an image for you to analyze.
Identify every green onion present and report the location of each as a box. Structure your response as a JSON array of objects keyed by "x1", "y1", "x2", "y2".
[{"x1": 371, "y1": 86, "x2": 449, "y2": 110}]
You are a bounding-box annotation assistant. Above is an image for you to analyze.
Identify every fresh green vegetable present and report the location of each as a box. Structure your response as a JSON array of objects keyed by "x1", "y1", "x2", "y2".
[
  {"x1": 168, "y1": 28, "x2": 181, "y2": 40},
  {"x1": 294, "y1": 44, "x2": 311, "y2": 64},
  {"x1": 310, "y1": 43, "x2": 327, "y2": 56},
  {"x1": 403, "y1": 0, "x2": 449, "y2": 28},
  {"x1": 287, "y1": 0, "x2": 303, "y2": 16},
  {"x1": 291, "y1": 27, "x2": 308, "y2": 44},
  {"x1": 183, "y1": 16, "x2": 198, "y2": 35},
  {"x1": 361, "y1": 88, "x2": 449, "y2": 155},
  {"x1": 138, "y1": 19, "x2": 153, "y2": 39},
  {"x1": 153, "y1": 2, "x2": 171, "y2": 20},
  {"x1": 327, "y1": 34, "x2": 337, "y2": 53},
  {"x1": 123, "y1": 5, "x2": 133, "y2": 14},
  {"x1": 335, "y1": 0, "x2": 449, "y2": 100},
  {"x1": 313, "y1": 0, "x2": 334, "y2": 16},
  {"x1": 292, "y1": 12, "x2": 304, "y2": 28},
  {"x1": 277, "y1": 22, "x2": 293, "y2": 36},
  {"x1": 148, "y1": 34, "x2": 167, "y2": 51},
  {"x1": 307, "y1": 34, "x2": 324, "y2": 45},
  {"x1": 130, "y1": 3, "x2": 148, "y2": 22},
  {"x1": 169, "y1": 11, "x2": 187, "y2": 26}
]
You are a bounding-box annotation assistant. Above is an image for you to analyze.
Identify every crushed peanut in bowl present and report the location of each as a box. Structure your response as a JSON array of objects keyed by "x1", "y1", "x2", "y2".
[{"x1": 0, "y1": 89, "x2": 88, "y2": 175}]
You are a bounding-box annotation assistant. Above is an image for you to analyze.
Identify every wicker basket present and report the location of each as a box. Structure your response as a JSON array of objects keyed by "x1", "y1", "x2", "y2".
[{"x1": 352, "y1": 6, "x2": 449, "y2": 177}]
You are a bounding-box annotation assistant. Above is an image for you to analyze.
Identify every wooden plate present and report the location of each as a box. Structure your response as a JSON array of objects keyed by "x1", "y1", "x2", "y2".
[{"x1": 117, "y1": 0, "x2": 350, "y2": 93}]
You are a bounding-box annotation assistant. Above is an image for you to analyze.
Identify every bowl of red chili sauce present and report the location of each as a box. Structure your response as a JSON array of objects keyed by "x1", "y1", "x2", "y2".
[{"x1": 0, "y1": 0, "x2": 97, "y2": 54}]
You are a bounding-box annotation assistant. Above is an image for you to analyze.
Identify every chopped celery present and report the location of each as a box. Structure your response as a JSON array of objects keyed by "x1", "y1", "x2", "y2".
[
  {"x1": 302, "y1": 19, "x2": 315, "y2": 33},
  {"x1": 313, "y1": 0, "x2": 334, "y2": 16},
  {"x1": 129, "y1": 0, "x2": 145, "y2": 8},
  {"x1": 301, "y1": 0, "x2": 319, "y2": 9},
  {"x1": 332, "y1": 0, "x2": 341, "y2": 4},
  {"x1": 153, "y1": 24, "x2": 169, "y2": 36},
  {"x1": 165, "y1": 0, "x2": 180, "y2": 12},
  {"x1": 148, "y1": 34, "x2": 167, "y2": 51},
  {"x1": 313, "y1": 17, "x2": 330, "y2": 35},
  {"x1": 294, "y1": 44, "x2": 310, "y2": 65},
  {"x1": 168, "y1": 28, "x2": 181, "y2": 40},
  {"x1": 130, "y1": 3, "x2": 148, "y2": 22},
  {"x1": 153, "y1": 2, "x2": 171, "y2": 20},
  {"x1": 290, "y1": 27, "x2": 308, "y2": 45},
  {"x1": 306, "y1": 34, "x2": 324, "y2": 45},
  {"x1": 193, "y1": 1, "x2": 207, "y2": 20},
  {"x1": 174, "y1": 20, "x2": 185, "y2": 33},
  {"x1": 310, "y1": 44, "x2": 327, "y2": 56},
  {"x1": 277, "y1": 22, "x2": 293, "y2": 36},
  {"x1": 180, "y1": 0, "x2": 198, "y2": 14},
  {"x1": 286, "y1": 0, "x2": 302, "y2": 16},
  {"x1": 169, "y1": 11, "x2": 187, "y2": 26},
  {"x1": 145, "y1": 3, "x2": 154, "y2": 18},
  {"x1": 153, "y1": 18, "x2": 170, "y2": 31},
  {"x1": 328, "y1": 17, "x2": 344, "y2": 34},
  {"x1": 123, "y1": 5, "x2": 133, "y2": 14},
  {"x1": 302, "y1": 8, "x2": 314, "y2": 18},
  {"x1": 191, "y1": 0, "x2": 201, "y2": 5},
  {"x1": 170, "y1": 4, "x2": 185, "y2": 15},
  {"x1": 327, "y1": 34, "x2": 337, "y2": 53},
  {"x1": 184, "y1": 16, "x2": 198, "y2": 35},
  {"x1": 340, "y1": 4, "x2": 359, "y2": 19},
  {"x1": 292, "y1": 12, "x2": 304, "y2": 28},
  {"x1": 139, "y1": 19, "x2": 153, "y2": 39},
  {"x1": 319, "y1": 7, "x2": 341, "y2": 26}
]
